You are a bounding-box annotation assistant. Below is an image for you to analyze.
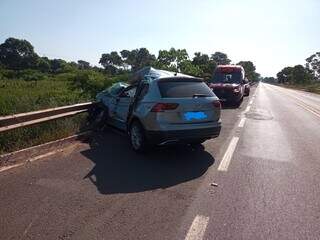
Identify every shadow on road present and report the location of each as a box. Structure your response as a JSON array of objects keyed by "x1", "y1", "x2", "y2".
[
  {"x1": 81, "y1": 130, "x2": 215, "y2": 194},
  {"x1": 221, "y1": 98, "x2": 244, "y2": 109}
]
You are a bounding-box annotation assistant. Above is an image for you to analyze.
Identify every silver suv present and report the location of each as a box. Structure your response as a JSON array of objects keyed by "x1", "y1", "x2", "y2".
[{"x1": 96, "y1": 67, "x2": 221, "y2": 152}]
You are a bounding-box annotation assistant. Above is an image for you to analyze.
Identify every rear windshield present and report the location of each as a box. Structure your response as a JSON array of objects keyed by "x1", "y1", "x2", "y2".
[{"x1": 158, "y1": 79, "x2": 215, "y2": 98}]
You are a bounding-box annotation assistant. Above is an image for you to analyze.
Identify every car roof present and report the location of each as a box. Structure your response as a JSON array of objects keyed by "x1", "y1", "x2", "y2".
[
  {"x1": 129, "y1": 66, "x2": 195, "y2": 84},
  {"x1": 216, "y1": 65, "x2": 244, "y2": 70}
]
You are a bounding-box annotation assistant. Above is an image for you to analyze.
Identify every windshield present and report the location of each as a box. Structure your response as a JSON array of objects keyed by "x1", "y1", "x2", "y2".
[{"x1": 210, "y1": 72, "x2": 242, "y2": 84}]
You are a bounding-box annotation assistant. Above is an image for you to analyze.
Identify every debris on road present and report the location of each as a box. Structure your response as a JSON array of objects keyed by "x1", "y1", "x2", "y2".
[{"x1": 210, "y1": 182, "x2": 219, "y2": 187}]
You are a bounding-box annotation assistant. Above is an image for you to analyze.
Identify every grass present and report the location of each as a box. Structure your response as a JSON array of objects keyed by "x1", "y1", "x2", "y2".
[
  {"x1": 0, "y1": 79, "x2": 89, "y2": 115},
  {"x1": 0, "y1": 113, "x2": 88, "y2": 155},
  {"x1": 276, "y1": 82, "x2": 320, "y2": 95},
  {"x1": 0, "y1": 77, "x2": 91, "y2": 154},
  {"x1": 0, "y1": 71, "x2": 128, "y2": 154}
]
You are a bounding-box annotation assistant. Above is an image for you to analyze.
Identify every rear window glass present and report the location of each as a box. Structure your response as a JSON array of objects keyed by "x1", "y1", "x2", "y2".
[{"x1": 158, "y1": 79, "x2": 215, "y2": 98}]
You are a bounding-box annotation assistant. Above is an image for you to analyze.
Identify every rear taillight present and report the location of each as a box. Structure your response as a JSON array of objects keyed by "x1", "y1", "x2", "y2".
[
  {"x1": 151, "y1": 103, "x2": 179, "y2": 112},
  {"x1": 213, "y1": 100, "x2": 221, "y2": 109}
]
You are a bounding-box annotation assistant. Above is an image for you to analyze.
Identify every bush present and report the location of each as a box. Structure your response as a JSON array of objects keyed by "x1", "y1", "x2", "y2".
[
  {"x1": 0, "y1": 79, "x2": 88, "y2": 115},
  {"x1": 0, "y1": 69, "x2": 46, "y2": 81},
  {"x1": 69, "y1": 70, "x2": 129, "y2": 98},
  {"x1": 0, "y1": 69, "x2": 129, "y2": 154}
]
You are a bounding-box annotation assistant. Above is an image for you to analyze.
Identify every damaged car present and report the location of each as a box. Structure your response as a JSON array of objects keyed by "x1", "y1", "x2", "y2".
[{"x1": 94, "y1": 67, "x2": 222, "y2": 152}]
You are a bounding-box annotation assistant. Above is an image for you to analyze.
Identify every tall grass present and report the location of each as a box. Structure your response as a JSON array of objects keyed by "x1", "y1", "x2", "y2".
[
  {"x1": 0, "y1": 114, "x2": 88, "y2": 155},
  {"x1": 0, "y1": 71, "x2": 129, "y2": 154},
  {"x1": 277, "y1": 82, "x2": 320, "y2": 95},
  {"x1": 0, "y1": 79, "x2": 88, "y2": 115}
]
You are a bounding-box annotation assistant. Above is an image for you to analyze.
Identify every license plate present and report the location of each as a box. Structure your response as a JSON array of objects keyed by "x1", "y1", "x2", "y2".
[{"x1": 184, "y1": 111, "x2": 207, "y2": 121}]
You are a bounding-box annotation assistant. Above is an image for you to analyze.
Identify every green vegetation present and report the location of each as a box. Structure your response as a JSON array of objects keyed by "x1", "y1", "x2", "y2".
[
  {"x1": 262, "y1": 52, "x2": 320, "y2": 93},
  {"x1": 0, "y1": 37, "x2": 261, "y2": 154},
  {"x1": 0, "y1": 114, "x2": 88, "y2": 155},
  {"x1": 98, "y1": 48, "x2": 261, "y2": 82},
  {"x1": 274, "y1": 82, "x2": 320, "y2": 95}
]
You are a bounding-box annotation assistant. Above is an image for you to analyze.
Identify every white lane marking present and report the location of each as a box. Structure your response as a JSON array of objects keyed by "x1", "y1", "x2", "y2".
[
  {"x1": 245, "y1": 105, "x2": 251, "y2": 113},
  {"x1": 185, "y1": 215, "x2": 209, "y2": 240},
  {"x1": 268, "y1": 85, "x2": 320, "y2": 118},
  {"x1": 0, "y1": 149, "x2": 65, "y2": 173},
  {"x1": 238, "y1": 118, "x2": 246, "y2": 128},
  {"x1": 218, "y1": 137, "x2": 239, "y2": 171},
  {"x1": 0, "y1": 163, "x2": 24, "y2": 173},
  {"x1": 28, "y1": 151, "x2": 59, "y2": 162}
]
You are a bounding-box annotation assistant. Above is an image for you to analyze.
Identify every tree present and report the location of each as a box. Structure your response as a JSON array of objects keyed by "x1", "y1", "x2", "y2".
[
  {"x1": 175, "y1": 49, "x2": 189, "y2": 69},
  {"x1": 157, "y1": 49, "x2": 175, "y2": 65},
  {"x1": 99, "y1": 51, "x2": 123, "y2": 74},
  {"x1": 262, "y1": 77, "x2": 277, "y2": 83},
  {"x1": 0, "y1": 37, "x2": 39, "y2": 70},
  {"x1": 135, "y1": 48, "x2": 156, "y2": 70},
  {"x1": 37, "y1": 57, "x2": 51, "y2": 72},
  {"x1": 120, "y1": 48, "x2": 156, "y2": 71},
  {"x1": 306, "y1": 52, "x2": 320, "y2": 81},
  {"x1": 277, "y1": 67, "x2": 293, "y2": 84},
  {"x1": 237, "y1": 61, "x2": 259, "y2": 82},
  {"x1": 120, "y1": 49, "x2": 132, "y2": 70},
  {"x1": 276, "y1": 65, "x2": 312, "y2": 84},
  {"x1": 71, "y1": 70, "x2": 106, "y2": 98},
  {"x1": 155, "y1": 48, "x2": 189, "y2": 72},
  {"x1": 192, "y1": 52, "x2": 217, "y2": 76},
  {"x1": 211, "y1": 52, "x2": 231, "y2": 65},
  {"x1": 49, "y1": 59, "x2": 69, "y2": 73},
  {"x1": 193, "y1": 52, "x2": 209, "y2": 66},
  {"x1": 156, "y1": 48, "x2": 178, "y2": 70},
  {"x1": 291, "y1": 65, "x2": 312, "y2": 84},
  {"x1": 77, "y1": 60, "x2": 91, "y2": 70},
  {"x1": 179, "y1": 60, "x2": 202, "y2": 76}
]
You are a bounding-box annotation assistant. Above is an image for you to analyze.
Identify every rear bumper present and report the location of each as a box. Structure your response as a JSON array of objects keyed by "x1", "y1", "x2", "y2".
[
  {"x1": 212, "y1": 90, "x2": 243, "y2": 103},
  {"x1": 145, "y1": 123, "x2": 221, "y2": 145},
  {"x1": 218, "y1": 93, "x2": 242, "y2": 103}
]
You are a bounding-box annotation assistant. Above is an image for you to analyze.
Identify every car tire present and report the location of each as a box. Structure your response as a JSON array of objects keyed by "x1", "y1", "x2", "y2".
[
  {"x1": 129, "y1": 121, "x2": 147, "y2": 153},
  {"x1": 90, "y1": 106, "x2": 109, "y2": 130},
  {"x1": 235, "y1": 97, "x2": 243, "y2": 108}
]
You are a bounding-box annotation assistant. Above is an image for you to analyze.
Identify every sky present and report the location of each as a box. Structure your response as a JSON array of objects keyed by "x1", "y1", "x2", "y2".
[{"x1": 0, "y1": 0, "x2": 319, "y2": 77}]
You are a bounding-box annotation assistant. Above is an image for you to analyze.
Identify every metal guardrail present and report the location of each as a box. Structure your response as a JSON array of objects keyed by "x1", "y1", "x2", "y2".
[{"x1": 0, "y1": 102, "x2": 97, "y2": 133}]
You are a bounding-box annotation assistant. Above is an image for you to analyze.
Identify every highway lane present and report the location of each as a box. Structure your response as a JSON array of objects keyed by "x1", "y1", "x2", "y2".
[
  {"x1": 1, "y1": 83, "x2": 320, "y2": 239},
  {"x1": 0, "y1": 88, "x2": 254, "y2": 240},
  {"x1": 203, "y1": 83, "x2": 320, "y2": 239}
]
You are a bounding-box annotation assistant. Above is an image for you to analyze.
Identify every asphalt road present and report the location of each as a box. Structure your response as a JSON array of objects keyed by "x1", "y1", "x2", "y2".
[{"x1": 1, "y1": 83, "x2": 320, "y2": 240}]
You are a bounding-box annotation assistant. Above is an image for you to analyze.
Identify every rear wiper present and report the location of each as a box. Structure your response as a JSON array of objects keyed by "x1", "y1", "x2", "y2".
[{"x1": 193, "y1": 94, "x2": 207, "y2": 98}]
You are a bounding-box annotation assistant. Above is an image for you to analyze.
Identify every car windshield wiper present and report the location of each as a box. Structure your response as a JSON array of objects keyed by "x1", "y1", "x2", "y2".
[{"x1": 193, "y1": 94, "x2": 208, "y2": 98}]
